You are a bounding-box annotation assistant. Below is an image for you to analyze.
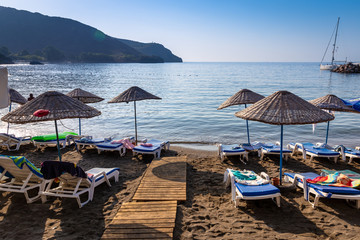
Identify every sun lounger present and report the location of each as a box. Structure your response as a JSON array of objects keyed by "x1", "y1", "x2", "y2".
[
  {"x1": 40, "y1": 161, "x2": 119, "y2": 208},
  {"x1": 284, "y1": 172, "x2": 360, "y2": 209},
  {"x1": 96, "y1": 142, "x2": 126, "y2": 156},
  {"x1": 224, "y1": 169, "x2": 281, "y2": 207},
  {"x1": 133, "y1": 142, "x2": 162, "y2": 159},
  {"x1": 287, "y1": 142, "x2": 340, "y2": 163},
  {"x1": 334, "y1": 145, "x2": 360, "y2": 164},
  {"x1": 218, "y1": 144, "x2": 248, "y2": 164},
  {"x1": 258, "y1": 142, "x2": 292, "y2": 161},
  {"x1": 0, "y1": 133, "x2": 32, "y2": 151},
  {"x1": 0, "y1": 155, "x2": 47, "y2": 203},
  {"x1": 146, "y1": 139, "x2": 170, "y2": 151},
  {"x1": 75, "y1": 137, "x2": 107, "y2": 151},
  {"x1": 32, "y1": 132, "x2": 78, "y2": 150}
]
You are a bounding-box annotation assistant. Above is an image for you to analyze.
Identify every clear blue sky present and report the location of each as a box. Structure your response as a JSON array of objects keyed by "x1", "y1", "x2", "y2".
[{"x1": 1, "y1": 0, "x2": 360, "y2": 62}]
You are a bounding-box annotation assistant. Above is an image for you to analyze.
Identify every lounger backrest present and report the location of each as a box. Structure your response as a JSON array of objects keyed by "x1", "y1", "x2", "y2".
[
  {"x1": 0, "y1": 157, "x2": 42, "y2": 183},
  {"x1": 0, "y1": 134, "x2": 19, "y2": 143},
  {"x1": 58, "y1": 173, "x2": 91, "y2": 188}
]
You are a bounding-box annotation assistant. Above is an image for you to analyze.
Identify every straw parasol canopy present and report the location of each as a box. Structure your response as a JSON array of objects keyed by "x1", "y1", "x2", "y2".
[
  {"x1": 235, "y1": 91, "x2": 334, "y2": 125},
  {"x1": 108, "y1": 86, "x2": 161, "y2": 103},
  {"x1": 66, "y1": 88, "x2": 104, "y2": 135},
  {"x1": 2, "y1": 91, "x2": 101, "y2": 123},
  {"x1": 235, "y1": 90, "x2": 334, "y2": 184},
  {"x1": 108, "y1": 86, "x2": 161, "y2": 144},
  {"x1": 309, "y1": 94, "x2": 356, "y2": 112},
  {"x1": 9, "y1": 88, "x2": 27, "y2": 105},
  {"x1": 218, "y1": 89, "x2": 265, "y2": 144},
  {"x1": 66, "y1": 88, "x2": 104, "y2": 104},
  {"x1": 217, "y1": 89, "x2": 265, "y2": 110},
  {"x1": 2, "y1": 91, "x2": 101, "y2": 161},
  {"x1": 309, "y1": 94, "x2": 359, "y2": 144}
]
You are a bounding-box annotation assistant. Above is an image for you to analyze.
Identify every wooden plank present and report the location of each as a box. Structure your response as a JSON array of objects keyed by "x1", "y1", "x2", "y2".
[
  {"x1": 102, "y1": 232, "x2": 172, "y2": 239},
  {"x1": 104, "y1": 227, "x2": 174, "y2": 234},
  {"x1": 107, "y1": 223, "x2": 175, "y2": 229},
  {"x1": 109, "y1": 219, "x2": 175, "y2": 224}
]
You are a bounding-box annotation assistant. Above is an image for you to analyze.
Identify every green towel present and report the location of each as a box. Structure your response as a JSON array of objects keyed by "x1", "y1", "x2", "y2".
[{"x1": 231, "y1": 170, "x2": 257, "y2": 180}]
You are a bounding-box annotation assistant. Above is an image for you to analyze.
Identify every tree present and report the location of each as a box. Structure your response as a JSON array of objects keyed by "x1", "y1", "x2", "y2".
[
  {"x1": 0, "y1": 46, "x2": 11, "y2": 56},
  {"x1": 43, "y1": 46, "x2": 65, "y2": 62}
]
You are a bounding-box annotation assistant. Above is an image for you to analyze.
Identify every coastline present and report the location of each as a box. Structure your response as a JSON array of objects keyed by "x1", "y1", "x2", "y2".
[{"x1": 1, "y1": 143, "x2": 360, "y2": 239}]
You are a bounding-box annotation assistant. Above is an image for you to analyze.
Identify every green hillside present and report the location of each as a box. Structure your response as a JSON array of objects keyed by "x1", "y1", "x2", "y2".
[{"x1": 0, "y1": 6, "x2": 182, "y2": 63}]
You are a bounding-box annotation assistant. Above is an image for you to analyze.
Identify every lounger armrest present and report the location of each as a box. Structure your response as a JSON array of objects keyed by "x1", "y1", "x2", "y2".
[
  {"x1": 91, "y1": 171, "x2": 111, "y2": 187},
  {"x1": 275, "y1": 141, "x2": 280, "y2": 146},
  {"x1": 294, "y1": 143, "x2": 306, "y2": 159},
  {"x1": 260, "y1": 172, "x2": 270, "y2": 181}
]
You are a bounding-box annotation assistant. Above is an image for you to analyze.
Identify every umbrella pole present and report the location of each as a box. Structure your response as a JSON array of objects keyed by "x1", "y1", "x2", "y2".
[
  {"x1": 279, "y1": 125, "x2": 283, "y2": 185},
  {"x1": 79, "y1": 118, "x2": 81, "y2": 135},
  {"x1": 245, "y1": 104, "x2": 250, "y2": 144},
  {"x1": 134, "y1": 101, "x2": 137, "y2": 145},
  {"x1": 6, "y1": 102, "x2": 12, "y2": 134},
  {"x1": 325, "y1": 121, "x2": 330, "y2": 145},
  {"x1": 54, "y1": 120, "x2": 62, "y2": 161}
]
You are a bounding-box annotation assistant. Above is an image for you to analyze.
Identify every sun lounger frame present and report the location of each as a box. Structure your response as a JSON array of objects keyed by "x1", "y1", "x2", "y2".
[
  {"x1": 0, "y1": 156, "x2": 46, "y2": 203},
  {"x1": 218, "y1": 144, "x2": 249, "y2": 164},
  {"x1": 41, "y1": 167, "x2": 119, "y2": 208},
  {"x1": 288, "y1": 142, "x2": 339, "y2": 163}
]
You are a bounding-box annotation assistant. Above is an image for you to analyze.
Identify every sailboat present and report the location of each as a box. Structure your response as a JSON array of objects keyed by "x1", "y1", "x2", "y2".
[{"x1": 320, "y1": 17, "x2": 340, "y2": 70}]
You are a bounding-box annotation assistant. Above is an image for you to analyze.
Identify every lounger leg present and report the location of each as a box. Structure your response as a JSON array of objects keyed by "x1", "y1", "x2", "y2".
[
  {"x1": 349, "y1": 157, "x2": 353, "y2": 164},
  {"x1": 310, "y1": 155, "x2": 314, "y2": 161},
  {"x1": 273, "y1": 196, "x2": 280, "y2": 207}
]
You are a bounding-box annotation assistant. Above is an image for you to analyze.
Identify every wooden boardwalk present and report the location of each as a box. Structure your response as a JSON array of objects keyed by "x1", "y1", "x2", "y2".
[
  {"x1": 102, "y1": 156, "x2": 187, "y2": 240},
  {"x1": 133, "y1": 156, "x2": 187, "y2": 201},
  {"x1": 101, "y1": 201, "x2": 177, "y2": 240}
]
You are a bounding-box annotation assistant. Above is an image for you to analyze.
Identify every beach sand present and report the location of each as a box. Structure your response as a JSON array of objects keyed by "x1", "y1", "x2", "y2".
[{"x1": 1, "y1": 144, "x2": 360, "y2": 239}]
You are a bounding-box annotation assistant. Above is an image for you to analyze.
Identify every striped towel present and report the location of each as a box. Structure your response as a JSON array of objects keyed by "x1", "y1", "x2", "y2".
[{"x1": 0, "y1": 154, "x2": 43, "y2": 178}]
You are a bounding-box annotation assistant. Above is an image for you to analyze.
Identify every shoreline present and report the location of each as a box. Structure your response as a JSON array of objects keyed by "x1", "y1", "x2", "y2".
[{"x1": 0, "y1": 142, "x2": 360, "y2": 239}]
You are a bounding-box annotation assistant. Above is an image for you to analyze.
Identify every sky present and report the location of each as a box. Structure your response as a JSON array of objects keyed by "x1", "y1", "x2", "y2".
[{"x1": 1, "y1": 0, "x2": 360, "y2": 62}]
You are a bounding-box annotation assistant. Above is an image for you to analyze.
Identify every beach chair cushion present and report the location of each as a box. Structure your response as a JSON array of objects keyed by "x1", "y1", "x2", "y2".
[
  {"x1": 262, "y1": 144, "x2": 291, "y2": 153},
  {"x1": 32, "y1": 132, "x2": 77, "y2": 142},
  {"x1": 221, "y1": 144, "x2": 245, "y2": 153},
  {"x1": 284, "y1": 172, "x2": 360, "y2": 195},
  {"x1": 87, "y1": 167, "x2": 120, "y2": 183},
  {"x1": 235, "y1": 182, "x2": 280, "y2": 197},
  {"x1": 95, "y1": 142, "x2": 123, "y2": 149},
  {"x1": 133, "y1": 144, "x2": 161, "y2": 152}
]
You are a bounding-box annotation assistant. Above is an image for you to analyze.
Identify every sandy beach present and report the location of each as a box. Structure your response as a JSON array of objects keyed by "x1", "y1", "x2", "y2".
[{"x1": 1, "y1": 143, "x2": 360, "y2": 240}]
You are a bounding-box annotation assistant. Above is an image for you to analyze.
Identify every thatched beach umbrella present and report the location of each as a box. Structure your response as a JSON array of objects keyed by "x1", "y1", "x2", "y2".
[
  {"x1": 108, "y1": 86, "x2": 161, "y2": 144},
  {"x1": 310, "y1": 94, "x2": 358, "y2": 145},
  {"x1": 9, "y1": 88, "x2": 27, "y2": 105},
  {"x1": 218, "y1": 89, "x2": 264, "y2": 144},
  {"x1": 66, "y1": 88, "x2": 104, "y2": 135},
  {"x1": 1, "y1": 91, "x2": 101, "y2": 161},
  {"x1": 6, "y1": 88, "x2": 27, "y2": 134},
  {"x1": 235, "y1": 91, "x2": 334, "y2": 184}
]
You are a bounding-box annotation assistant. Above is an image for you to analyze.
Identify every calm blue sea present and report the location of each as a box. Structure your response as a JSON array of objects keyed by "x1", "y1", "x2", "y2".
[{"x1": 1, "y1": 62, "x2": 360, "y2": 148}]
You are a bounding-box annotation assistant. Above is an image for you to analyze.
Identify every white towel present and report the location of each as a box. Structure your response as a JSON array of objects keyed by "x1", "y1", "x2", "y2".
[{"x1": 0, "y1": 67, "x2": 10, "y2": 109}]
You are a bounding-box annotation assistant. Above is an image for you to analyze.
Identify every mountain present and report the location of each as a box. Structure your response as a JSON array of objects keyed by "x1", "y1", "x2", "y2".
[
  {"x1": 119, "y1": 39, "x2": 182, "y2": 62},
  {"x1": 0, "y1": 6, "x2": 182, "y2": 63}
]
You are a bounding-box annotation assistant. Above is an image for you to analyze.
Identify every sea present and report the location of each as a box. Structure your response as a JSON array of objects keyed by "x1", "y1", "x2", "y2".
[{"x1": 1, "y1": 62, "x2": 360, "y2": 149}]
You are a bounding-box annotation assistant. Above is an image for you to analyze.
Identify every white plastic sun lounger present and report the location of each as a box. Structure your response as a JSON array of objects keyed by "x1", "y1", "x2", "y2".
[
  {"x1": 258, "y1": 142, "x2": 292, "y2": 161},
  {"x1": 218, "y1": 144, "x2": 248, "y2": 164},
  {"x1": 0, "y1": 155, "x2": 46, "y2": 203},
  {"x1": 334, "y1": 145, "x2": 360, "y2": 164},
  {"x1": 284, "y1": 172, "x2": 360, "y2": 209},
  {"x1": 0, "y1": 133, "x2": 32, "y2": 151},
  {"x1": 40, "y1": 161, "x2": 119, "y2": 208},
  {"x1": 95, "y1": 142, "x2": 126, "y2": 157},
  {"x1": 287, "y1": 142, "x2": 340, "y2": 163},
  {"x1": 224, "y1": 169, "x2": 281, "y2": 207}
]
